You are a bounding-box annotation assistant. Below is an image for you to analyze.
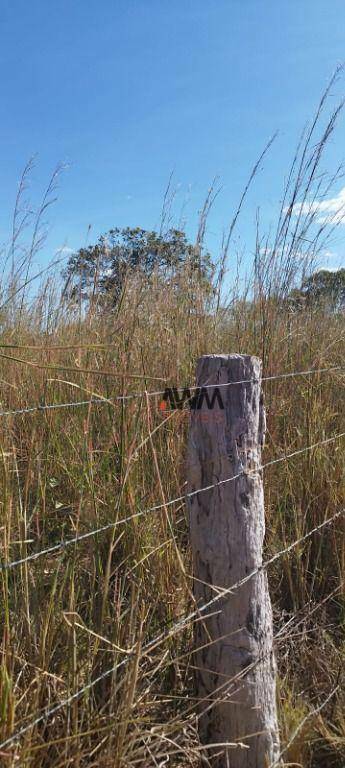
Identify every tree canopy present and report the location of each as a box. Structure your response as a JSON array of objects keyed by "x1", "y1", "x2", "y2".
[
  {"x1": 289, "y1": 268, "x2": 345, "y2": 312},
  {"x1": 64, "y1": 226, "x2": 212, "y2": 305}
]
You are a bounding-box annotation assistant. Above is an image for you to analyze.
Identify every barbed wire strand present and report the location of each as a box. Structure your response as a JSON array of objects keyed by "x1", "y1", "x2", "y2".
[
  {"x1": 2, "y1": 430, "x2": 344, "y2": 572},
  {"x1": 0, "y1": 365, "x2": 343, "y2": 419},
  {"x1": 175, "y1": 582, "x2": 344, "y2": 737},
  {"x1": 269, "y1": 685, "x2": 340, "y2": 768},
  {"x1": 141, "y1": 364, "x2": 345, "y2": 399},
  {"x1": 0, "y1": 508, "x2": 342, "y2": 752}
]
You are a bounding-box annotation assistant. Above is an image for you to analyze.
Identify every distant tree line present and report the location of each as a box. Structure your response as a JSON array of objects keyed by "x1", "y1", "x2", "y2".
[
  {"x1": 288, "y1": 268, "x2": 345, "y2": 313},
  {"x1": 63, "y1": 227, "x2": 344, "y2": 314}
]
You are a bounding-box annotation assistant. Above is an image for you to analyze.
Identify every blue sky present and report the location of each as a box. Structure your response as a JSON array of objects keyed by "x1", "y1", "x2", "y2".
[{"x1": 1, "y1": 0, "x2": 345, "y2": 271}]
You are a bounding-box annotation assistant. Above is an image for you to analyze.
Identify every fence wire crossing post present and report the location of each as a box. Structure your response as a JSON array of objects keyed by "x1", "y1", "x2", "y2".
[{"x1": 187, "y1": 354, "x2": 280, "y2": 767}]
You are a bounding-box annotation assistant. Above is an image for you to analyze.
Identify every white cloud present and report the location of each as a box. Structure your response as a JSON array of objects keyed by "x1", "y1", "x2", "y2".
[
  {"x1": 290, "y1": 186, "x2": 345, "y2": 225},
  {"x1": 318, "y1": 249, "x2": 345, "y2": 271},
  {"x1": 259, "y1": 245, "x2": 306, "y2": 260},
  {"x1": 55, "y1": 246, "x2": 73, "y2": 255}
]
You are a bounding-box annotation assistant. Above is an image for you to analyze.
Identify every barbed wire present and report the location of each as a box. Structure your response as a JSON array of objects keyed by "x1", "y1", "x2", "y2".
[
  {"x1": 269, "y1": 685, "x2": 340, "y2": 768},
  {"x1": 0, "y1": 398, "x2": 105, "y2": 419},
  {"x1": 148, "y1": 579, "x2": 344, "y2": 730},
  {"x1": 0, "y1": 364, "x2": 343, "y2": 420},
  {"x1": 119, "y1": 364, "x2": 345, "y2": 401},
  {"x1": 0, "y1": 507, "x2": 342, "y2": 753},
  {"x1": 0, "y1": 358, "x2": 343, "y2": 755},
  {"x1": 143, "y1": 364, "x2": 345, "y2": 399},
  {"x1": 2, "y1": 430, "x2": 344, "y2": 572}
]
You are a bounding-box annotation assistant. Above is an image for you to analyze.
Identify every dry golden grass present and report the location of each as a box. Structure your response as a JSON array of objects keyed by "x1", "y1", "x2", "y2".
[
  {"x1": 0, "y1": 76, "x2": 344, "y2": 767},
  {"x1": 0, "y1": 274, "x2": 343, "y2": 767}
]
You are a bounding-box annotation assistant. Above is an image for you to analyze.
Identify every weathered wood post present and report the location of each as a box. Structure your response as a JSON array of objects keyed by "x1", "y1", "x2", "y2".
[{"x1": 187, "y1": 354, "x2": 280, "y2": 767}]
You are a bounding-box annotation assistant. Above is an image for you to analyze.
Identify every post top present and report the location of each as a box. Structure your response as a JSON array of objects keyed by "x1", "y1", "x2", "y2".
[
  {"x1": 196, "y1": 353, "x2": 262, "y2": 384},
  {"x1": 197, "y1": 353, "x2": 261, "y2": 364}
]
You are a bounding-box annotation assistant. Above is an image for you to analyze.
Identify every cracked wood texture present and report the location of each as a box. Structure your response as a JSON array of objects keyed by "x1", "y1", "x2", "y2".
[{"x1": 187, "y1": 354, "x2": 280, "y2": 767}]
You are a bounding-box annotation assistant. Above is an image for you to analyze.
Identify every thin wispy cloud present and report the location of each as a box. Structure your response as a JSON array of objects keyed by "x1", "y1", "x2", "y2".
[
  {"x1": 318, "y1": 249, "x2": 344, "y2": 271},
  {"x1": 56, "y1": 246, "x2": 73, "y2": 255},
  {"x1": 290, "y1": 187, "x2": 345, "y2": 225}
]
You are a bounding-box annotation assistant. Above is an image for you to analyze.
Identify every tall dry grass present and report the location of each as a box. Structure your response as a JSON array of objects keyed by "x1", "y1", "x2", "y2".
[{"x1": 0, "y1": 77, "x2": 344, "y2": 767}]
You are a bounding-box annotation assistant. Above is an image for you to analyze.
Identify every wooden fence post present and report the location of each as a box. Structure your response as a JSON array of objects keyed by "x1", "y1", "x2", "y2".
[{"x1": 187, "y1": 354, "x2": 280, "y2": 767}]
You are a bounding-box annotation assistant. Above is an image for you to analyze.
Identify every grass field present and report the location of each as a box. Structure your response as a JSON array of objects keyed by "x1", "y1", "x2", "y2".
[{"x1": 0, "y1": 86, "x2": 344, "y2": 767}]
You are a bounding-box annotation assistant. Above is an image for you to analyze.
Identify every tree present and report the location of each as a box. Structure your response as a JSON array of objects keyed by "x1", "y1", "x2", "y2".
[
  {"x1": 288, "y1": 268, "x2": 345, "y2": 313},
  {"x1": 63, "y1": 226, "x2": 212, "y2": 306}
]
